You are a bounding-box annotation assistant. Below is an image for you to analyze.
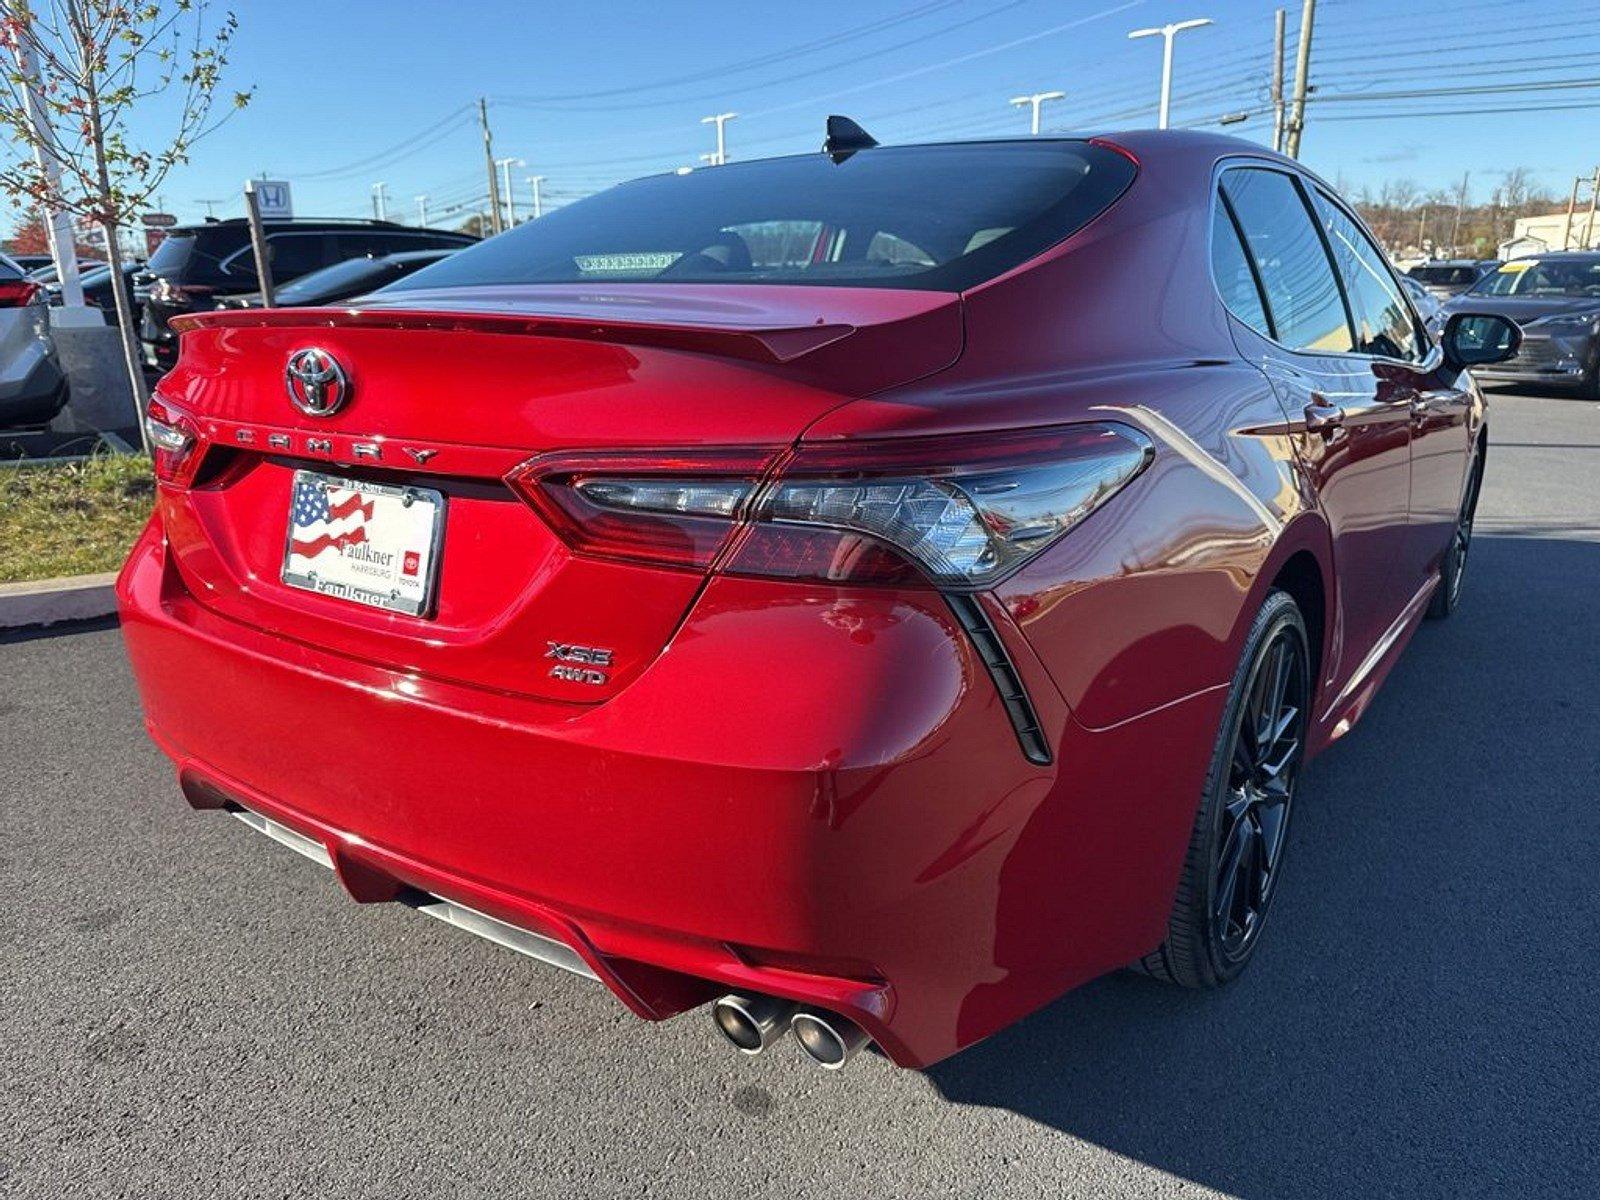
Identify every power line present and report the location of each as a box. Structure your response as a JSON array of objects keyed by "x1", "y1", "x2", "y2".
[
  {"x1": 498, "y1": 0, "x2": 1034, "y2": 114},
  {"x1": 498, "y1": 0, "x2": 965, "y2": 103},
  {"x1": 1318, "y1": 98, "x2": 1600, "y2": 122},
  {"x1": 1313, "y1": 21, "x2": 1600, "y2": 67},
  {"x1": 738, "y1": 1, "x2": 1144, "y2": 122},
  {"x1": 293, "y1": 105, "x2": 475, "y2": 181},
  {"x1": 1316, "y1": 77, "x2": 1600, "y2": 103}
]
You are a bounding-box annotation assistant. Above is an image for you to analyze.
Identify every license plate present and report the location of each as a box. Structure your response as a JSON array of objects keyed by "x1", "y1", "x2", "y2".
[{"x1": 281, "y1": 470, "x2": 444, "y2": 616}]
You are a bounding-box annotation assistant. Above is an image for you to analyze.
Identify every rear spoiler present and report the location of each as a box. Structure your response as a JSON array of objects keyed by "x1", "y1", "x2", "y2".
[{"x1": 172, "y1": 306, "x2": 858, "y2": 367}]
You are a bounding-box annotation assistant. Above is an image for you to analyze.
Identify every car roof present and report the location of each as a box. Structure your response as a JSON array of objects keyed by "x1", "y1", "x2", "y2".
[
  {"x1": 616, "y1": 128, "x2": 1277, "y2": 186},
  {"x1": 1508, "y1": 251, "x2": 1600, "y2": 262},
  {"x1": 169, "y1": 218, "x2": 472, "y2": 238}
]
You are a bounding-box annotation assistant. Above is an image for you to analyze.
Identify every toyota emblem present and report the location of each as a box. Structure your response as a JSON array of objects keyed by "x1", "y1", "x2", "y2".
[{"x1": 285, "y1": 347, "x2": 349, "y2": 416}]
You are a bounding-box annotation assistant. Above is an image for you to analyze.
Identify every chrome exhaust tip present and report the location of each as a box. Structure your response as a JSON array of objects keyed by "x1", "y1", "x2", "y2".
[
  {"x1": 711, "y1": 993, "x2": 796, "y2": 1055},
  {"x1": 790, "y1": 1009, "x2": 871, "y2": 1069}
]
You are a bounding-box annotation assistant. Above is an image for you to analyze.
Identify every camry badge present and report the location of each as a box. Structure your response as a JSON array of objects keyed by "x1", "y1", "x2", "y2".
[{"x1": 285, "y1": 347, "x2": 349, "y2": 417}]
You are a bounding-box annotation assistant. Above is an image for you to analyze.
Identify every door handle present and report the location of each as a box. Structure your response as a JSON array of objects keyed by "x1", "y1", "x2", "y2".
[{"x1": 1303, "y1": 400, "x2": 1345, "y2": 438}]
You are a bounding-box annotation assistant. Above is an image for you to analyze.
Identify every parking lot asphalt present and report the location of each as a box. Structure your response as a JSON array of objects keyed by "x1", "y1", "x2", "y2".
[{"x1": 3, "y1": 388, "x2": 1596, "y2": 1200}]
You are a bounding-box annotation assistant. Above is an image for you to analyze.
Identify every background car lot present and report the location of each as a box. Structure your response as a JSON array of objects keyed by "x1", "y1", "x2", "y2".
[{"x1": 1, "y1": 385, "x2": 1593, "y2": 1199}]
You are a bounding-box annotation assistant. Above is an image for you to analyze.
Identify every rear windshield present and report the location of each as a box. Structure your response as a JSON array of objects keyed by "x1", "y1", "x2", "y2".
[
  {"x1": 146, "y1": 233, "x2": 194, "y2": 273},
  {"x1": 276, "y1": 256, "x2": 388, "y2": 304},
  {"x1": 389, "y1": 142, "x2": 1136, "y2": 294},
  {"x1": 1407, "y1": 264, "x2": 1482, "y2": 285}
]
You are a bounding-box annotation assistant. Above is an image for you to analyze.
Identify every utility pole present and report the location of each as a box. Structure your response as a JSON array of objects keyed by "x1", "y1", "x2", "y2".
[
  {"x1": 1284, "y1": 0, "x2": 1317, "y2": 158},
  {"x1": 1417, "y1": 205, "x2": 1428, "y2": 254},
  {"x1": 11, "y1": 14, "x2": 85, "y2": 310},
  {"x1": 479, "y1": 97, "x2": 504, "y2": 234},
  {"x1": 1009, "y1": 90, "x2": 1066, "y2": 135},
  {"x1": 1585, "y1": 166, "x2": 1599, "y2": 249},
  {"x1": 1563, "y1": 175, "x2": 1581, "y2": 250},
  {"x1": 1270, "y1": 9, "x2": 1286, "y2": 153},
  {"x1": 194, "y1": 198, "x2": 224, "y2": 219},
  {"x1": 415, "y1": 195, "x2": 430, "y2": 227},
  {"x1": 371, "y1": 182, "x2": 389, "y2": 221},
  {"x1": 527, "y1": 175, "x2": 546, "y2": 220},
  {"x1": 1450, "y1": 172, "x2": 1469, "y2": 256},
  {"x1": 701, "y1": 112, "x2": 736, "y2": 165},
  {"x1": 1127, "y1": 18, "x2": 1213, "y2": 130},
  {"x1": 495, "y1": 157, "x2": 524, "y2": 225}
]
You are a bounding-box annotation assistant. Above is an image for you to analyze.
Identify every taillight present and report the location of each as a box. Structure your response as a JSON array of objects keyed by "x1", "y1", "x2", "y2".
[
  {"x1": 150, "y1": 278, "x2": 214, "y2": 305},
  {"x1": 145, "y1": 397, "x2": 206, "y2": 485},
  {"x1": 0, "y1": 278, "x2": 41, "y2": 307},
  {"x1": 505, "y1": 449, "x2": 777, "y2": 570},
  {"x1": 508, "y1": 423, "x2": 1152, "y2": 590}
]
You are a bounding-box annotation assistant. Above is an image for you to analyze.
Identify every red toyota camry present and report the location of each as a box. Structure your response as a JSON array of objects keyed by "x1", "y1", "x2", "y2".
[{"x1": 119, "y1": 126, "x2": 1519, "y2": 1070}]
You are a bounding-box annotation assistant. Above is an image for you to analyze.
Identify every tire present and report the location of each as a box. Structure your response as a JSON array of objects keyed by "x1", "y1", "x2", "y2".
[
  {"x1": 1581, "y1": 363, "x2": 1600, "y2": 402},
  {"x1": 1426, "y1": 450, "x2": 1483, "y2": 620},
  {"x1": 1138, "y1": 589, "x2": 1310, "y2": 989}
]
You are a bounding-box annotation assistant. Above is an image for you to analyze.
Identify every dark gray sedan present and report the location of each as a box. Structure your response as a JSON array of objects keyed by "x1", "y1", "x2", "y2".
[
  {"x1": 1407, "y1": 258, "x2": 1498, "y2": 299},
  {"x1": 1442, "y1": 253, "x2": 1600, "y2": 398}
]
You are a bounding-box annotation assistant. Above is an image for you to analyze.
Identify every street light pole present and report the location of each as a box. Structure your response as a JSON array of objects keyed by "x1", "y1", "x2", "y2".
[
  {"x1": 1008, "y1": 90, "x2": 1066, "y2": 135},
  {"x1": 495, "y1": 156, "x2": 524, "y2": 225},
  {"x1": 701, "y1": 112, "x2": 736, "y2": 165},
  {"x1": 1127, "y1": 17, "x2": 1213, "y2": 130},
  {"x1": 526, "y1": 176, "x2": 546, "y2": 220},
  {"x1": 1271, "y1": 8, "x2": 1286, "y2": 152}
]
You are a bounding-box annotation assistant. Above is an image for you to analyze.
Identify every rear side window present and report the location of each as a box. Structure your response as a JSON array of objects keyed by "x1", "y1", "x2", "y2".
[
  {"x1": 1312, "y1": 193, "x2": 1420, "y2": 361},
  {"x1": 1220, "y1": 168, "x2": 1353, "y2": 353},
  {"x1": 263, "y1": 234, "x2": 331, "y2": 281},
  {"x1": 388, "y1": 142, "x2": 1137, "y2": 293},
  {"x1": 1210, "y1": 201, "x2": 1271, "y2": 336}
]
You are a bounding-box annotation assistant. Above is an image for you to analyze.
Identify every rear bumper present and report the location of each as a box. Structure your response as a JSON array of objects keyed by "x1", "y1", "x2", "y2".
[
  {"x1": 0, "y1": 328, "x2": 65, "y2": 425},
  {"x1": 118, "y1": 515, "x2": 1221, "y2": 1066}
]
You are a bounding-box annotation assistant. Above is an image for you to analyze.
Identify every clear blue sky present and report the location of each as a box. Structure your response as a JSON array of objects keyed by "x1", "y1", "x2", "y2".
[{"x1": 19, "y1": 0, "x2": 1600, "y2": 231}]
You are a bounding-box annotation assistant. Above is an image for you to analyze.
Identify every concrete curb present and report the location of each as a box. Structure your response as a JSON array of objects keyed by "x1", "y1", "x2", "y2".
[{"x1": 0, "y1": 572, "x2": 120, "y2": 630}]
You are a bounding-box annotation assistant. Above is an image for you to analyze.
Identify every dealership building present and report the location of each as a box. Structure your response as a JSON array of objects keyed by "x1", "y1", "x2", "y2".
[{"x1": 1499, "y1": 209, "x2": 1600, "y2": 258}]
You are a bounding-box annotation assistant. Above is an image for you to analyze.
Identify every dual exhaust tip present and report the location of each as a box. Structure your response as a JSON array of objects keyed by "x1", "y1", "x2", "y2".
[{"x1": 711, "y1": 993, "x2": 870, "y2": 1069}]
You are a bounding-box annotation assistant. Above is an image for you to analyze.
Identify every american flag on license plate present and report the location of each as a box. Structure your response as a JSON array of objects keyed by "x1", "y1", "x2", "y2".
[{"x1": 291, "y1": 477, "x2": 375, "y2": 560}]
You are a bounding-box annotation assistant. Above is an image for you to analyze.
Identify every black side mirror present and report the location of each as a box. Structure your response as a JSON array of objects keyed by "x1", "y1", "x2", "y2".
[{"x1": 1441, "y1": 312, "x2": 1521, "y2": 371}]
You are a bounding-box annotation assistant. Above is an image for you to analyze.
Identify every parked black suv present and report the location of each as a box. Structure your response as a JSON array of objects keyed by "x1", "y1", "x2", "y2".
[{"x1": 138, "y1": 218, "x2": 476, "y2": 372}]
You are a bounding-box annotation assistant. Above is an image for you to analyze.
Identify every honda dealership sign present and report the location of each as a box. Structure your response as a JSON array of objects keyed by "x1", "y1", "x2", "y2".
[{"x1": 250, "y1": 180, "x2": 293, "y2": 219}]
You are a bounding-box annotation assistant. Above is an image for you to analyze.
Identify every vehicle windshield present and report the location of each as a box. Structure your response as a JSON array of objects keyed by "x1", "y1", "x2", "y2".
[
  {"x1": 276, "y1": 257, "x2": 387, "y2": 303},
  {"x1": 1471, "y1": 258, "x2": 1600, "y2": 298},
  {"x1": 388, "y1": 142, "x2": 1136, "y2": 294}
]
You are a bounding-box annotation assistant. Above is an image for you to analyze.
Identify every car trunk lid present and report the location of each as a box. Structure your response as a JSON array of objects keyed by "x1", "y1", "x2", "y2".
[{"x1": 154, "y1": 286, "x2": 961, "y2": 704}]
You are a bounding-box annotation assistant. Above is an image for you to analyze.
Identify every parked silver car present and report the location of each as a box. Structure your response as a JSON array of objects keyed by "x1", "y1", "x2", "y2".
[{"x1": 0, "y1": 252, "x2": 68, "y2": 428}]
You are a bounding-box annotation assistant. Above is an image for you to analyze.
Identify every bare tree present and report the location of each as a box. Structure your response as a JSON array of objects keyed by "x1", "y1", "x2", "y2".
[
  {"x1": 0, "y1": 0, "x2": 250, "y2": 448},
  {"x1": 1355, "y1": 169, "x2": 1556, "y2": 258}
]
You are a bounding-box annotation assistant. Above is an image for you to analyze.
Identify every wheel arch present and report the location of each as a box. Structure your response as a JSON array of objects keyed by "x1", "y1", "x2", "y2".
[{"x1": 1233, "y1": 512, "x2": 1337, "y2": 724}]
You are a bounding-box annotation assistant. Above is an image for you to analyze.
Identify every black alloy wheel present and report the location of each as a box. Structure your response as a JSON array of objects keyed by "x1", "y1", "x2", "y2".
[
  {"x1": 1428, "y1": 452, "x2": 1483, "y2": 620},
  {"x1": 1139, "y1": 590, "x2": 1310, "y2": 988},
  {"x1": 1212, "y1": 621, "x2": 1306, "y2": 964}
]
